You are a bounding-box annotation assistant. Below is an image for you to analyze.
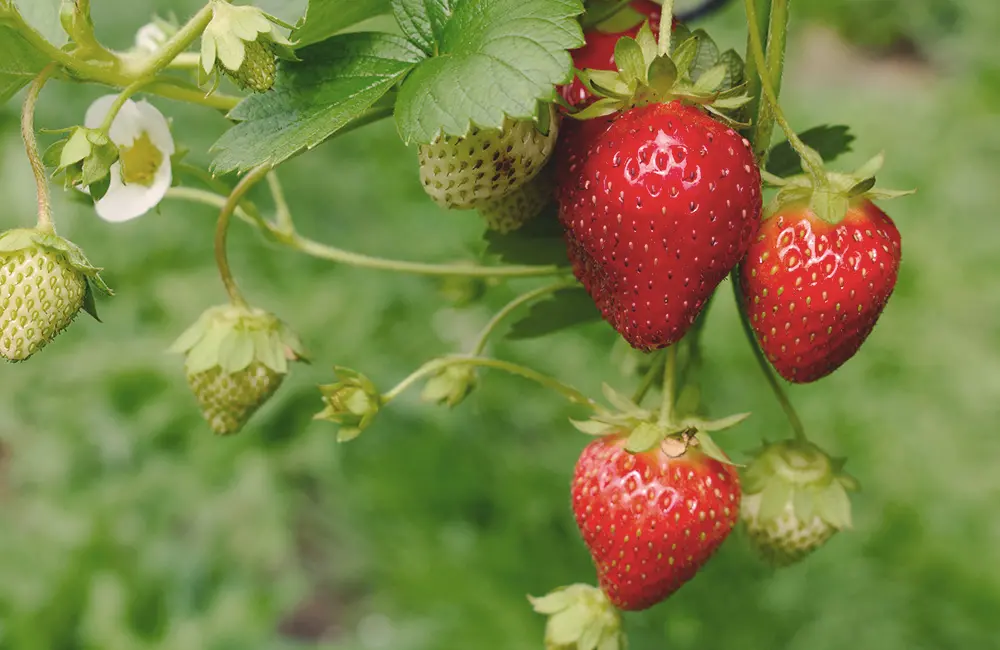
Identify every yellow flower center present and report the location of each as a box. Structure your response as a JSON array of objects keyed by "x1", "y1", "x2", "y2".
[{"x1": 119, "y1": 131, "x2": 163, "y2": 186}]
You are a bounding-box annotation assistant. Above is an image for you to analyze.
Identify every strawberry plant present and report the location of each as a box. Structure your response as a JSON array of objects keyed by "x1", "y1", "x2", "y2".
[{"x1": 0, "y1": 0, "x2": 916, "y2": 646}]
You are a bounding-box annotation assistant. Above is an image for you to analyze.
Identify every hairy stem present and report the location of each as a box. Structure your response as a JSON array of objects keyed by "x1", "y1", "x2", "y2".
[
  {"x1": 98, "y1": 78, "x2": 151, "y2": 133},
  {"x1": 731, "y1": 274, "x2": 807, "y2": 441},
  {"x1": 471, "y1": 281, "x2": 577, "y2": 356},
  {"x1": 750, "y1": 0, "x2": 789, "y2": 161},
  {"x1": 383, "y1": 355, "x2": 600, "y2": 411},
  {"x1": 658, "y1": 0, "x2": 676, "y2": 57},
  {"x1": 22, "y1": 63, "x2": 58, "y2": 232},
  {"x1": 166, "y1": 185, "x2": 564, "y2": 278},
  {"x1": 631, "y1": 350, "x2": 667, "y2": 406},
  {"x1": 267, "y1": 172, "x2": 294, "y2": 233},
  {"x1": 215, "y1": 164, "x2": 270, "y2": 307},
  {"x1": 657, "y1": 343, "x2": 678, "y2": 425},
  {"x1": 743, "y1": 0, "x2": 824, "y2": 181},
  {"x1": 741, "y1": 0, "x2": 771, "y2": 137},
  {"x1": 121, "y1": 3, "x2": 213, "y2": 79}
]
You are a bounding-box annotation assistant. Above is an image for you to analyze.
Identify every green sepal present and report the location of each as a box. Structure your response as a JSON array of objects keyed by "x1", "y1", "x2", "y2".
[
  {"x1": 614, "y1": 36, "x2": 646, "y2": 86},
  {"x1": 816, "y1": 481, "x2": 853, "y2": 529},
  {"x1": 766, "y1": 150, "x2": 914, "y2": 222},
  {"x1": 624, "y1": 421, "x2": 662, "y2": 453},
  {"x1": 570, "y1": 418, "x2": 619, "y2": 436},
  {"x1": 0, "y1": 228, "x2": 113, "y2": 320},
  {"x1": 315, "y1": 366, "x2": 382, "y2": 441},
  {"x1": 792, "y1": 486, "x2": 817, "y2": 523},
  {"x1": 757, "y1": 476, "x2": 793, "y2": 522},
  {"x1": 421, "y1": 364, "x2": 478, "y2": 408},
  {"x1": 600, "y1": 383, "x2": 644, "y2": 416},
  {"x1": 695, "y1": 431, "x2": 738, "y2": 466},
  {"x1": 170, "y1": 303, "x2": 304, "y2": 375},
  {"x1": 529, "y1": 583, "x2": 625, "y2": 650}
]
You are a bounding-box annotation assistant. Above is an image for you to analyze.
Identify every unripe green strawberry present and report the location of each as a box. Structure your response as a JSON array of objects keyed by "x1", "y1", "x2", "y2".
[
  {"x1": 221, "y1": 39, "x2": 276, "y2": 92},
  {"x1": 740, "y1": 440, "x2": 858, "y2": 566},
  {"x1": 418, "y1": 106, "x2": 559, "y2": 209},
  {"x1": 171, "y1": 304, "x2": 305, "y2": 435},
  {"x1": 187, "y1": 362, "x2": 281, "y2": 435},
  {"x1": 476, "y1": 164, "x2": 554, "y2": 233},
  {"x1": 0, "y1": 228, "x2": 110, "y2": 361}
]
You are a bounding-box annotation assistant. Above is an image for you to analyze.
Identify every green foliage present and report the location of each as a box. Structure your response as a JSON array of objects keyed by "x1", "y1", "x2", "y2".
[
  {"x1": 12, "y1": 0, "x2": 65, "y2": 46},
  {"x1": 0, "y1": 25, "x2": 49, "y2": 103},
  {"x1": 392, "y1": 0, "x2": 585, "y2": 144},
  {"x1": 506, "y1": 287, "x2": 601, "y2": 340},
  {"x1": 292, "y1": 0, "x2": 392, "y2": 47},
  {"x1": 767, "y1": 125, "x2": 855, "y2": 177},
  {"x1": 210, "y1": 32, "x2": 423, "y2": 173}
]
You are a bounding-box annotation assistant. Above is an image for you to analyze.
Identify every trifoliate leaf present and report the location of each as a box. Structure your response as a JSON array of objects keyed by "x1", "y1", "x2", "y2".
[
  {"x1": 293, "y1": 0, "x2": 391, "y2": 48},
  {"x1": 766, "y1": 125, "x2": 856, "y2": 177},
  {"x1": 506, "y1": 286, "x2": 601, "y2": 340},
  {"x1": 392, "y1": 0, "x2": 585, "y2": 144},
  {"x1": 211, "y1": 32, "x2": 423, "y2": 173}
]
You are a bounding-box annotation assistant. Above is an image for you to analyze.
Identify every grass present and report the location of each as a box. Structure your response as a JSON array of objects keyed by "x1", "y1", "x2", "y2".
[{"x1": 0, "y1": 0, "x2": 998, "y2": 648}]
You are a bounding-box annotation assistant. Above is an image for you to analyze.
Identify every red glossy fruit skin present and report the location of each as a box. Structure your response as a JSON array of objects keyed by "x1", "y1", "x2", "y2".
[
  {"x1": 559, "y1": 2, "x2": 667, "y2": 108},
  {"x1": 558, "y1": 101, "x2": 762, "y2": 350},
  {"x1": 739, "y1": 199, "x2": 901, "y2": 383},
  {"x1": 572, "y1": 435, "x2": 741, "y2": 611}
]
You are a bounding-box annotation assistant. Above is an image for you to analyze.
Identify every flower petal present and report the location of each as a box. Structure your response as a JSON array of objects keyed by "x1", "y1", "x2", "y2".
[
  {"x1": 85, "y1": 96, "x2": 145, "y2": 147},
  {"x1": 134, "y1": 101, "x2": 175, "y2": 155},
  {"x1": 94, "y1": 159, "x2": 172, "y2": 222}
]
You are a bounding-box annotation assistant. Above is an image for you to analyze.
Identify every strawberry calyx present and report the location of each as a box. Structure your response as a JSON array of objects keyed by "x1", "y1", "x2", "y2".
[
  {"x1": 0, "y1": 227, "x2": 112, "y2": 321},
  {"x1": 571, "y1": 383, "x2": 748, "y2": 465},
  {"x1": 742, "y1": 439, "x2": 859, "y2": 532},
  {"x1": 170, "y1": 303, "x2": 306, "y2": 376},
  {"x1": 315, "y1": 366, "x2": 383, "y2": 442},
  {"x1": 529, "y1": 583, "x2": 626, "y2": 650},
  {"x1": 762, "y1": 151, "x2": 915, "y2": 225},
  {"x1": 572, "y1": 22, "x2": 750, "y2": 127}
]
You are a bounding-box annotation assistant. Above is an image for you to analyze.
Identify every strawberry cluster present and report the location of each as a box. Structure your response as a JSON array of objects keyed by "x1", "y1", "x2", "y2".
[{"x1": 520, "y1": 1, "x2": 906, "y2": 639}]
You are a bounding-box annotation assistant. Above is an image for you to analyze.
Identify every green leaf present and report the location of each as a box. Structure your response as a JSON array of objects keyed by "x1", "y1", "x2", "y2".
[
  {"x1": 766, "y1": 125, "x2": 856, "y2": 177},
  {"x1": 13, "y1": 0, "x2": 65, "y2": 47},
  {"x1": 393, "y1": 0, "x2": 585, "y2": 144},
  {"x1": 482, "y1": 208, "x2": 569, "y2": 267},
  {"x1": 211, "y1": 32, "x2": 423, "y2": 173},
  {"x1": 0, "y1": 24, "x2": 50, "y2": 104},
  {"x1": 293, "y1": 0, "x2": 392, "y2": 48},
  {"x1": 255, "y1": 0, "x2": 309, "y2": 26},
  {"x1": 506, "y1": 286, "x2": 601, "y2": 340}
]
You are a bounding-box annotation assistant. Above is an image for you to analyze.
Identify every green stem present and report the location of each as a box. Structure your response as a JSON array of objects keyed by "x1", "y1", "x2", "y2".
[
  {"x1": 285, "y1": 232, "x2": 564, "y2": 278},
  {"x1": 631, "y1": 350, "x2": 666, "y2": 405},
  {"x1": 215, "y1": 164, "x2": 270, "y2": 307},
  {"x1": 657, "y1": 344, "x2": 677, "y2": 425},
  {"x1": 165, "y1": 186, "x2": 262, "y2": 228},
  {"x1": 470, "y1": 281, "x2": 576, "y2": 356},
  {"x1": 750, "y1": 0, "x2": 789, "y2": 161},
  {"x1": 743, "y1": 0, "x2": 825, "y2": 182},
  {"x1": 165, "y1": 186, "x2": 564, "y2": 279},
  {"x1": 141, "y1": 80, "x2": 240, "y2": 111},
  {"x1": 98, "y1": 78, "x2": 151, "y2": 133},
  {"x1": 658, "y1": 0, "x2": 675, "y2": 57},
  {"x1": 731, "y1": 273, "x2": 807, "y2": 442},
  {"x1": 267, "y1": 171, "x2": 294, "y2": 234},
  {"x1": 383, "y1": 355, "x2": 600, "y2": 411},
  {"x1": 22, "y1": 63, "x2": 58, "y2": 232},
  {"x1": 741, "y1": 0, "x2": 771, "y2": 137},
  {"x1": 120, "y1": 3, "x2": 213, "y2": 80}
]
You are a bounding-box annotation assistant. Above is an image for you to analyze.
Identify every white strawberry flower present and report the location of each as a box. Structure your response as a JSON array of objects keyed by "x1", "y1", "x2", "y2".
[{"x1": 83, "y1": 95, "x2": 175, "y2": 223}]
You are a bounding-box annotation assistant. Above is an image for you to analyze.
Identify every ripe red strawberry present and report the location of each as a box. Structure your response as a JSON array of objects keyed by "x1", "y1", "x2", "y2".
[
  {"x1": 572, "y1": 433, "x2": 740, "y2": 611},
  {"x1": 558, "y1": 100, "x2": 761, "y2": 350},
  {"x1": 739, "y1": 199, "x2": 901, "y2": 382}
]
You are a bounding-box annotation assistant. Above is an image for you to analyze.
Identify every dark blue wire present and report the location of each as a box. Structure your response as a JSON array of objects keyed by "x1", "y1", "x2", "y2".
[{"x1": 676, "y1": 0, "x2": 732, "y2": 22}]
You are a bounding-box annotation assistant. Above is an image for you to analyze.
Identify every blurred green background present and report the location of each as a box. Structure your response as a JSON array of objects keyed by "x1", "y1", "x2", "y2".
[{"x1": 1, "y1": 0, "x2": 998, "y2": 648}]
